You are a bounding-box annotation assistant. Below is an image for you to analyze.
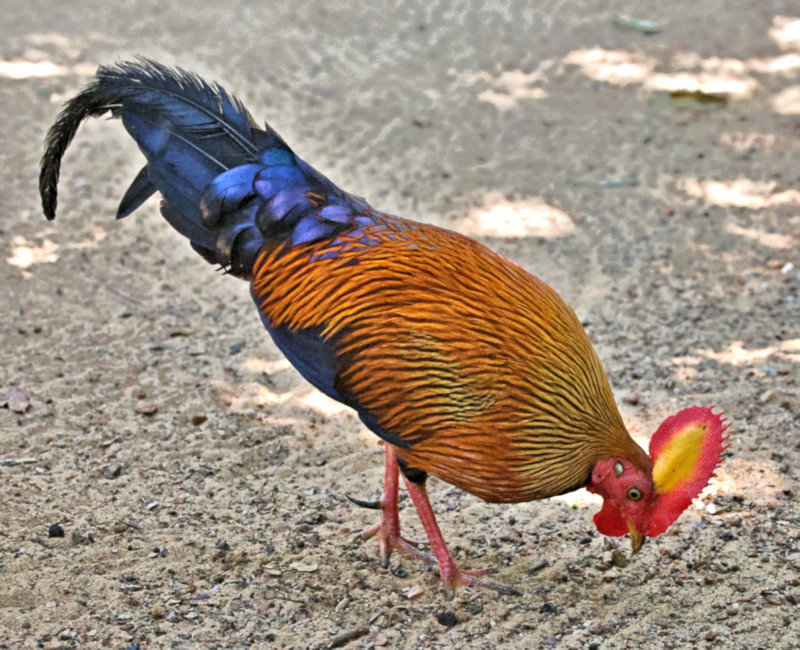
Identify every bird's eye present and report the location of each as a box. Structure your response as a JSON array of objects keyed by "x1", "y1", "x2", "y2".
[
  {"x1": 627, "y1": 487, "x2": 643, "y2": 501},
  {"x1": 614, "y1": 462, "x2": 624, "y2": 476}
]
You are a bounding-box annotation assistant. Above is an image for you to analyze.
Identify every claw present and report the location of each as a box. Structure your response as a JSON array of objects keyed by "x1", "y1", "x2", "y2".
[
  {"x1": 441, "y1": 570, "x2": 523, "y2": 599},
  {"x1": 346, "y1": 494, "x2": 382, "y2": 510},
  {"x1": 354, "y1": 517, "x2": 432, "y2": 568}
]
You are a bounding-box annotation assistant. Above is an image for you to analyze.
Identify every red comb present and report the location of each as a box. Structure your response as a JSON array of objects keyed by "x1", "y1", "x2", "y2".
[{"x1": 647, "y1": 406, "x2": 729, "y2": 536}]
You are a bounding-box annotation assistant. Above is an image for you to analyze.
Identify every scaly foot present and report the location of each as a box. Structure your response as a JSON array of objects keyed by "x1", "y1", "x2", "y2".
[
  {"x1": 354, "y1": 516, "x2": 435, "y2": 568},
  {"x1": 402, "y1": 476, "x2": 521, "y2": 598}
]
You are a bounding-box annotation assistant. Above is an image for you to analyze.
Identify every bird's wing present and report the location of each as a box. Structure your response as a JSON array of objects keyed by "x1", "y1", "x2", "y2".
[{"x1": 251, "y1": 214, "x2": 507, "y2": 449}]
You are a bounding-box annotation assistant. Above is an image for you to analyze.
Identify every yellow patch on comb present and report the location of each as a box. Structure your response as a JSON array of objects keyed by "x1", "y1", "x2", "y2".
[{"x1": 652, "y1": 423, "x2": 707, "y2": 494}]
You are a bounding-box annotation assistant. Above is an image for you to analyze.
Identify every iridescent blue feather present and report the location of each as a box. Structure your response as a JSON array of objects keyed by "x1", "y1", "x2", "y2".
[{"x1": 40, "y1": 58, "x2": 369, "y2": 278}]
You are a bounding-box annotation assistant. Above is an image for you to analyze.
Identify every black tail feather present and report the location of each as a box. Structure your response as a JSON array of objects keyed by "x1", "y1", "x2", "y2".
[
  {"x1": 40, "y1": 77, "x2": 117, "y2": 221},
  {"x1": 116, "y1": 166, "x2": 156, "y2": 219}
]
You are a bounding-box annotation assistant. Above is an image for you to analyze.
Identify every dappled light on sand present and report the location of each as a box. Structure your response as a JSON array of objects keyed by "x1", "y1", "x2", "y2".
[
  {"x1": 769, "y1": 16, "x2": 800, "y2": 51},
  {"x1": 770, "y1": 84, "x2": 800, "y2": 114},
  {"x1": 6, "y1": 227, "x2": 108, "y2": 277},
  {"x1": 564, "y1": 14, "x2": 800, "y2": 109},
  {"x1": 447, "y1": 67, "x2": 548, "y2": 110},
  {"x1": 301, "y1": 389, "x2": 350, "y2": 416},
  {"x1": 6, "y1": 236, "x2": 59, "y2": 270},
  {"x1": 701, "y1": 459, "x2": 790, "y2": 505},
  {"x1": 239, "y1": 357, "x2": 351, "y2": 416},
  {"x1": 726, "y1": 223, "x2": 796, "y2": 250},
  {"x1": 0, "y1": 59, "x2": 68, "y2": 79},
  {"x1": 563, "y1": 48, "x2": 653, "y2": 86},
  {"x1": 242, "y1": 356, "x2": 292, "y2": 375},
  {"x1": 449, "y1": 14, "x2": 798, "y2": 116},
  {"x1": 563, "y1": 48, "x2": 759, "y2": 98},
  {"x1": 552, "y1": 487, "x2": 602, "y2": 508},
  {"x1": 717, "y1": 131, "x2": 790, "y2": 153},
  {"x1": 682, "y1": 177, "x2": 800, "y2": 211},
  {"x1": 478, "y1": 83, "x2": 547, "y2": 110},
  {"x1": 0, "y1": 56, "x2": 95, "y2": 80},
  {"x1": 698, "y1": 339, "x2": 800, "y2": 367},
  {"x1": 461, "y1": 191, "x2": 575, "y2": 238}
]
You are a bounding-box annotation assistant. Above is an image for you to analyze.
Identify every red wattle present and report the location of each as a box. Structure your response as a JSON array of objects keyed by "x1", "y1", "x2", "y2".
[{"x1": 593, "y1": 500, "x2": 629, "y2": 537}]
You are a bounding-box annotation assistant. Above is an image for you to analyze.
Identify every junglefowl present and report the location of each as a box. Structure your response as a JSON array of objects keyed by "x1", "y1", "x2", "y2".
[{"x1": 40, "y1": 59, "x2": 729, "y2": 597}]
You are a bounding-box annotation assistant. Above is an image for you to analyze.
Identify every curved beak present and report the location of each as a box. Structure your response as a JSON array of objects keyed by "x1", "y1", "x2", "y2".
[{"x1": 627, "y1": 521, "x2": 645, "y2": 554}]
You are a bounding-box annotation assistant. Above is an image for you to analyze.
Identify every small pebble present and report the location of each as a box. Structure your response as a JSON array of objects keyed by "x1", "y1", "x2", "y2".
[
  {"x1": 540, "y1": 602, "x2": 557, "y2": 614},
  {"x1": 329, "y1": 627, "x2": 369, "y2": 648},
  {"x1": 105, "y1": 463, "x2": 123, "y2": 479},
  {"x1": 215, "y1": 539, "x2": 231, "y2": 552},
  {"x1": 191, "y1": 414, "x2": 207, "y2": 426},
  {"x1": 48, "y1": 523, "x2": 65, "y2": 538},
  {"x1": 406, "y1": 585, "x2": 423, "y2": 599},
  {"x1": 7, "y1": 388, "x2": 31, "y2": 413},
  {"x1": 610, "y1": 549, "x2": 628, "y2": 568},
  {"x1": 437, "y1": 611, "x2": 458, "y2": 627},
  {"x1": 135, "y1": 401, "x2": 158, "y2": 415},
  {"x1": 150, "y1": 603, "x2": 165, "y2": 619},
  {"x1": 528, "y1": 560, "x2": 549, "y2": 574}
]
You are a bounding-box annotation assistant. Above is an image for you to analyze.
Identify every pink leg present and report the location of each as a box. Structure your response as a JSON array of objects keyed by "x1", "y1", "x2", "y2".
[
  {"x1": 402, "y1": 475, "x2": 521, "y2": 598},
  {"x1": 355, "y1": 446, "x2": 435, "y2": 567}
]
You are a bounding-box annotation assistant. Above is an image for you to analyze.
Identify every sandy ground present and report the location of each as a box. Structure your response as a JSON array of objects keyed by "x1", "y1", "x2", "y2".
[{"x1": 2, "y1": 0, "x2": 800, "y2": 648}]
